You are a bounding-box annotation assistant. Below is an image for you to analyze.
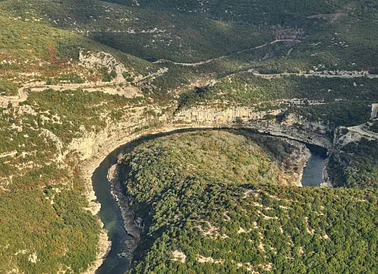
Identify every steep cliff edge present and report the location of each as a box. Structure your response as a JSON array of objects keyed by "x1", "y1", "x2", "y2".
[{"x1": 72, "y1": 103, "x2": 332, "y2": 272}]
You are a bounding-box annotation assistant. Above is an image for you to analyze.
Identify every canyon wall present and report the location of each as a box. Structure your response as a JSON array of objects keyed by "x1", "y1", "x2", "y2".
[
  {"x1": 173, "y1": 106, "x2": 333, "y2": 150},
  {"x1": 371, "y1": 104, "x2": 378, "y2": 120},
  {"x1": 77, "y1": 105, "x2": 333, "y2": 214},
  {"x1": 75, "y1": 105, "x2": 333, "y2": 273}
]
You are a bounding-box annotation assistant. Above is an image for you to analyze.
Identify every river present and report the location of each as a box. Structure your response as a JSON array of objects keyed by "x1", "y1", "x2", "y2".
[
  {"x1": 92, "y1": 129, "x2": 327, "y2": 274},
  {"x1": 301, "y1": 144, "x2": 327, "y2": 187},
  {"x1": 92, "y1": 144, "x2": 132, "y2": 274}
]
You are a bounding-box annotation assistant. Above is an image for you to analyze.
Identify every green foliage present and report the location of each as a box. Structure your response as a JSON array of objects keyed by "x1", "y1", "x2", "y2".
[
  {"x1": 0, "y1": 89, "x2": 134, "y2": 272},
  {"x1": 122, "y1": 131, "x2": 296, "y2": 202},
  {"x1": 3, "y1": 0, "x2": 272, "y2": 62},
  {"x1": 0, "y1": 1, "x2": 159, "y2": 87},
  {"x1": 100, "y1": 67, "x2": 117, "y2": 82},
  {"x1": 0, "y1": 188, "x2": 99, "y2": 274},
  {"x1": 337, "y1": 139, "x2": 378, "y2": 189},
  {"x1": 46, "y1": 74, "x2": 85, "y2": 85},
  {"x1": 25, "y1": 89, "x2": 129, "y2": 143},
  {"x1": 116, "y1": 131, "x2": 378, "y2": 273},
  {"x1": 367, "y1": 121, "x2": 378, "y2": 133},
  {"x1": 2, "y1": 0, "x2": 378, "y2": 96},
  {"x1": 178, "y1": 75, "x2": 375, "y2": 127},
  {"x1": 0, "y1": 14, "x2": 83, "y2": 65},
  {"x1": 1, "y1": 0, "x2": 378, "y2": 272},
  {"x1": 105, "y1": 0, "x2": 377, "y2": 25},
  {"x1": 180, "y1": 76, "x2": 378, "y2": 106},
  {"x1": 0, "y1": 78, "x2": 18, "y2": 96},
  {"x1": 293, "y1": 101, "x2": 371, "y2": 128}
]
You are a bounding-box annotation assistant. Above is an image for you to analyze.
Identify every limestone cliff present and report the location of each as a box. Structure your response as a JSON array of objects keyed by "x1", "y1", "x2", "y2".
[
  {"x1": 72, "y1": 104, "x2": 333, "y2": 273},
  {"x1": 173, "y1": 106, "x2": 332, "y2": 150}
]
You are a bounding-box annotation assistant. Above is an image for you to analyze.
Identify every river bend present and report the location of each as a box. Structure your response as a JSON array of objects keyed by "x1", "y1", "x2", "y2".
[{"x1": 92, "y1": 129, "x2": 326, "y2": 273}]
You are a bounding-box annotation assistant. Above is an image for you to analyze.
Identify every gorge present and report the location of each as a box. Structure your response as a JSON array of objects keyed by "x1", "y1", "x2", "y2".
[
  {"x1": 91, "y1": 125, "x2": 329, "y2": 273},
  {"x1": 1, "y1": 1, "x2": 378, "y2": 273}
]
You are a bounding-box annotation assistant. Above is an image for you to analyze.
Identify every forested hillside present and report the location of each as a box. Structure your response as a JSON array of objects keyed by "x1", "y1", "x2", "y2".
[{"x1": 118, "y1": 131, "x2": 378, "y2": 273}]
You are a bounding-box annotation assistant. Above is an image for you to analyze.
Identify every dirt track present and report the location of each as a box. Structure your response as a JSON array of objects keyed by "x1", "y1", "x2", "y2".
[
  {"x1": 0, "y1": 80, "x2": 141, "y2": 106},
  {"x1": 153, "y1": 39, "x2": 301, "y2": 67}
]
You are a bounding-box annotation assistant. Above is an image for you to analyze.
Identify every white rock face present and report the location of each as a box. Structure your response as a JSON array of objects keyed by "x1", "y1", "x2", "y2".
[
  {"x1": 79, "y1": 51, "x2": 131, "y2": 83},
  {"x1": 172, "y1": 250, "x2": 187, "y2": 263},
  {"x1": 68, "y1": 126, "x2": 98, "y2": 161},
  {"x1": 371, "y1": 104, "x2": 378, "y2": 120},
  {"x1": 173, "y1": 106, "x2": 332, "y2": 149},
  {"x1": 28, "y1": 253, "x2": 38, "y2": 264},
  {"x1": 39, "y1": 128, "x2": 64, "y2": 163},
  {"x1": 174, "y1": 106, "x2": 281, "y2": 125}
]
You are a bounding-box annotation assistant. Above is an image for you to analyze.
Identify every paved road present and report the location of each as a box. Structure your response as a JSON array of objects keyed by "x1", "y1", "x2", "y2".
[{"x1": 348, "y1": 124, "x2": 378, "y2": 140}]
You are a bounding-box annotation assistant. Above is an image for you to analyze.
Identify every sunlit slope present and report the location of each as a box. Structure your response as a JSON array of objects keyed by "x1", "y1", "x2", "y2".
[
  {"x1": 1, "y1": 0, "x2": 273, "y2": 62},
  {"x1": 6, "y1": 0, "x2": 376, "y2": 73},
  {"x1": 0, "y1": 89, "x2": 135, "y2": 273},
  {"x1": 0, "y1": 2, "x2": 157, "y2": 95}
]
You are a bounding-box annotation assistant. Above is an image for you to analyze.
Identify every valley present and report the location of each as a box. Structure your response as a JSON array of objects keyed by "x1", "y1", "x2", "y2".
[{"x1": 0, "y1": 0, "x2": 377, "y2": 273}]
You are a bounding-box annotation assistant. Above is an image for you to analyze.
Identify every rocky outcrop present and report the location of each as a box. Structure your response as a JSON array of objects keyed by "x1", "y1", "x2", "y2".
[
  {"x1": 333, "y1": 124, "x2": 378, "y2": 150},
  {"x1": 326, "y1": 122, "x2": 378, "y2": 188},
  {"x1": 79, "y1": 51, "x2": 131, "y2": 83},
  {"x1": 77, "y1": 106, "x2": 332, "y2": 180},
  {"x1": 77, "y1": 105, "x2": 333, "y2": 210},
  {"x1": 107, "y1": 164, "x2": 141, "y2": 252},
  {"x1": 173, "y1": 106, "x2": 332, "y2": 150},
  {"x1": 268, "y1": 139, "x2": 311, "y2": 187},
  {"x1": 371, "y1": 104, "x2": 378, "y2": 120}
]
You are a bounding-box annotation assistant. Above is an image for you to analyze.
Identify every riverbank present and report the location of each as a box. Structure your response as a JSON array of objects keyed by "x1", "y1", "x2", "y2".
[
  {"x1": 282, "y1": 139, "x2": 312, "y2": 187},
  {"x1": 107, "y1": 164, "x2": 141, "y2": 251},
  {"x1": 76, "y1": 105, "x2": 333, "y2": 273},
  {"x1": 80, "y1": 158, "x2": 112, "y2": 274},
  {"x1": 82, "y1": 229, "x2": 111, "y2": 274},
  {"x1": 99, "y1": 129, "x2": 332, "y2": 273},
  {"x1": 78, "y1": 123, "x2": 183, "y2": 273}
]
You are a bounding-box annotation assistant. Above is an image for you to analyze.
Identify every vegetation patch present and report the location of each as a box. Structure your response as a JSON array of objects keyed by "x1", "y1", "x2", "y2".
[
  {"x1": 116, "y1": 131, "x2": 378, "y2": 273},
  {"x1": 331, "y1": 138, "x2": 378, "y2": 189}
]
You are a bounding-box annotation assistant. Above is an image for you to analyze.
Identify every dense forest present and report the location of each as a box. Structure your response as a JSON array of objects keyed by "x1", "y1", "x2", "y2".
[
  {"x1": 330, "y1": 138, "x2": 378, "y2": 189},
  {"x1": 0, "y1": 89, "x2": 135, "y2": 273},
  {"x1": 116, "y1": 131, "x2": 378, "y2": 273}
]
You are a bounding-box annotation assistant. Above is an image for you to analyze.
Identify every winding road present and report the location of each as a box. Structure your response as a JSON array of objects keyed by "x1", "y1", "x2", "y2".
[
  {"x1": 1, "y1": 36, "x2": 377, "y2": 108},
  {"x1": 348, "y1": 124, "x2": 378, "y2": 140},
  {"x1": 153, "y1": 39, "x2": 301, "y2": 67},
  {"x1": 2, "y1": 69, "x2": 378, "y2": 107},
  {"x1": 250, "y1": 71, "x2": 378, "y2": 79},
  {"x1": 0, "y1": 80, "x2": 140, "y2": 106},
  {"x1": 152, "y1": 38, "x2": 378, "y2": 81}
]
